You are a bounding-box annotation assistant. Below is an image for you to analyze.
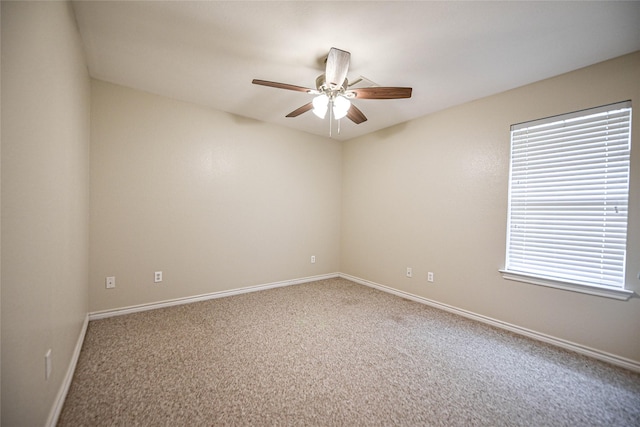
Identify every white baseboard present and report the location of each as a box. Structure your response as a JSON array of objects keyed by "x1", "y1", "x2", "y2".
[
  {"x1": 340, "y1": 273, "x2": 640, "y2": 373},
  {"x1": 89, "y1": 273, "x2": 340, "y2": 320},
  {"x1": 46, "y1": 313, "x2": 89, "y2": 427}
]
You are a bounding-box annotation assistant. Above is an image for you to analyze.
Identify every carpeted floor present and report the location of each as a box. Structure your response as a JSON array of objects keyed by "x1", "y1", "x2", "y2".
[{"x1": 58, "y1": 277, "x2": 640, "y2": 426}]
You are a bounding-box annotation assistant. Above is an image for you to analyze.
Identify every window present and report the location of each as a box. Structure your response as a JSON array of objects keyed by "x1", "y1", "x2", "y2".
[{"x1": 502, "y1": 101, "x2": 633, "y2": 300}]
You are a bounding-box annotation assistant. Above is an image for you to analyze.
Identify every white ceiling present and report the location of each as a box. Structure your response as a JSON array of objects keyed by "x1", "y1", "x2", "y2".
[{"x1": 71, "y1": 1, "x2": 640, "y2": 141}]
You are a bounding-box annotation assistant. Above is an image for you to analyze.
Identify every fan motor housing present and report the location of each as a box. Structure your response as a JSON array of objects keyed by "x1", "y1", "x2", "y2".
[{"x1": 316, "y1": 74, "x2": 348, "y2": 92}]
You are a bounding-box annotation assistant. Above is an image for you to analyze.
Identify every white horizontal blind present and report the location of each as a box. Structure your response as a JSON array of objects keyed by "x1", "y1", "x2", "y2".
[{"x1": 506, "y1": 101, "x2": 632, "y2": 289}]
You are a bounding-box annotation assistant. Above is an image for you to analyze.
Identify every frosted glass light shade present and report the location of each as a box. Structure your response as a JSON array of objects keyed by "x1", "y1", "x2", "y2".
[
  {"x1": 312, "y1": 94, "x2": 328, "y2": 118},
  {"x1": 333, "y1": 96, "x2": 351, "y2": 119}
]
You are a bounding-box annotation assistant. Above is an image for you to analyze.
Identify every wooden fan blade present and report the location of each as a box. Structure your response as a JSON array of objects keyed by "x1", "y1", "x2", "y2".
[
  {"x1": 346, "y1": 104, "x2": 367, "y2": 124},
  {"x1": 286, "y1": 102, "x2": 313, "y2": 118},
  {"x1": 325, "y1": 47, "x2": 350, "y2": 89},
  {"x1": 351, "y1": 87, "x2": 412, "y2": 99},
  {"x1": 252, "y1": 79, "x2": 313, "y2": 93}
]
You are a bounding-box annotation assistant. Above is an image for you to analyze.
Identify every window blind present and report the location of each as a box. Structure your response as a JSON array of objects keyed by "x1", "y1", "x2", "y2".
[{"x1": 505, "y1": 101, "x2": 632, "y2": 289}]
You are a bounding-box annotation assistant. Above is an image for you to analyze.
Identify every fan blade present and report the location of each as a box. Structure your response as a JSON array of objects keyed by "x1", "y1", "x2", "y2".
[
  {"x1": 346, "y1": 104, "x2": 367, "y2": 124},
  {"x1": 325, "y1": 47, "x2": 350, "y2": 89},
  {"x1": 252, "y1": 79, "x2": 314, "y2": 93},
  {"x1": 351, "y1": 87, "x2": 412, "y2": 99},
  {"x1": 286, "y1": 102, "x2": 313, "y2": 118}
]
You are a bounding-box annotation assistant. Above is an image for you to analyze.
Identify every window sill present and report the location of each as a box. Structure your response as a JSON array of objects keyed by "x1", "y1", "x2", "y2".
[{"x1": 499, "y1": 270, "x2": 635, "y2": 301}]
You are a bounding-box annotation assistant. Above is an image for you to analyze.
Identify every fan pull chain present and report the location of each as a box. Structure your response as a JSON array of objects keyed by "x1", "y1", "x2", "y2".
[{"x1": 329, "y1": 101, "x2": 333, "y2": 137}]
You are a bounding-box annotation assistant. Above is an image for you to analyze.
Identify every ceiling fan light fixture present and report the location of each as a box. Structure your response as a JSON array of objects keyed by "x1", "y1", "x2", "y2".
[
  {"x1": 333, "y1": 96, "x2": 351, "y2": 120},
  {"x1": 252, "y1": 47, "x2": 412, "y2": 129},
  {"x1": 312, "y1": 94, "x2": 328, "y2": 118}
]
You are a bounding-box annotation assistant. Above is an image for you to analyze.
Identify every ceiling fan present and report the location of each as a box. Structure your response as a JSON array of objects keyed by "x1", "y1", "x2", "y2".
[{"x1": 252, "y1": 47, "x2": 412, "y2": 125}]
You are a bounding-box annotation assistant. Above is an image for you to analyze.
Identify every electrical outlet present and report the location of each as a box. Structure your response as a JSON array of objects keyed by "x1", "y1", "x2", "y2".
[
  {"x1": 311, "y1": 255, "x2": 316, "y2": 264},
  {"x1": 106, "y1": 276, "x2": 116, "y2": 289},
  {"x1": 154, "y1": 271, "x2": 163, "y2": 283},
  {"x1": 428, "y1": 272, "x2": 434, "y2": 282},
  {"x1": 406, "y1": 267, "x2": 412, "y2": 278},
  {"x1": 45, "y1": 349, "x2": 52, "y2": 380}
]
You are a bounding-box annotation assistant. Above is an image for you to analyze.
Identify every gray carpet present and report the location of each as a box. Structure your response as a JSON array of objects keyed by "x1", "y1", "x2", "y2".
[{"x1": 58, "y1": 278, "x2": 640, "y2": 426}]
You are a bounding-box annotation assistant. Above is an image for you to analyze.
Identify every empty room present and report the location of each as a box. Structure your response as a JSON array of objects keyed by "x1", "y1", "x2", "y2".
[{"x1": 2, "y1": 1, "x2": 640, "y2": 425}]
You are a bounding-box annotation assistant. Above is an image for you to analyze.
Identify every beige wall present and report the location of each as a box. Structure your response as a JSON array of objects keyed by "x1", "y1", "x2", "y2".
[
  {"x1": 342, "y1": 52, "x2": 640, "y2": 363},
  {"x1": 1, "y1": 2, "x2": 90, "y2": 425},
  {"x1": 89, "y1": 80, "x2": 342, "y2": 312}
]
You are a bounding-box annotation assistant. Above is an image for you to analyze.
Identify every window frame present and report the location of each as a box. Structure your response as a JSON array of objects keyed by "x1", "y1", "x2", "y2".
[{"x1": 501, "y1": 101, "x2": 634, "y2": 301}]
